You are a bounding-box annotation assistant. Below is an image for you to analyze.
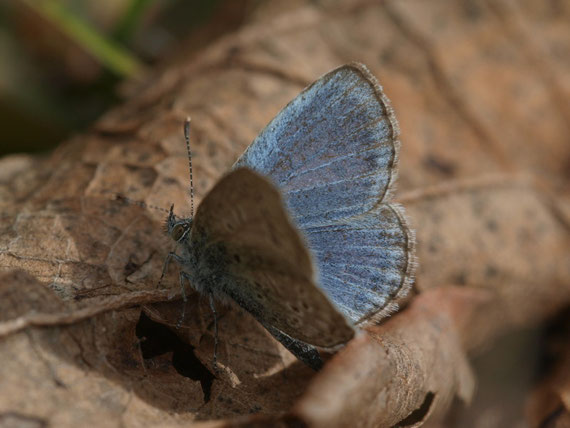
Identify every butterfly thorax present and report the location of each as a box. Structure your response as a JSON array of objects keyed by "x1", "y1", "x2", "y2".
[
  {"x1": 166, "y1": 213, "x2": 231, "y2": 305},
  {"x1": 164, "y1": 208, "x2": 200, "y2": 289}
]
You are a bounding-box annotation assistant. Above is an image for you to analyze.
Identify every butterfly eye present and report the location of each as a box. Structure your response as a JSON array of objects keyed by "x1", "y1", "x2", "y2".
[{"x1": 171, "y1": 224, "x2": 186, "y2": 241}]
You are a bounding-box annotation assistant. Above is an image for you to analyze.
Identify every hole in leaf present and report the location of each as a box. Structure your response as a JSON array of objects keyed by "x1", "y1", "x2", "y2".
[
  {"x1": 393, "y1": 391, "x2": 435, "y2": 427},
  {"x1": 136, "y1": 312, "x2": 214, "y2": 402}
]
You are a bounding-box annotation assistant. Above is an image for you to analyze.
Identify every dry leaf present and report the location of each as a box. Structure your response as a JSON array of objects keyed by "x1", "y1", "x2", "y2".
[{"x1": 0, "y1": 0, "x2": 569, "y2": 426}]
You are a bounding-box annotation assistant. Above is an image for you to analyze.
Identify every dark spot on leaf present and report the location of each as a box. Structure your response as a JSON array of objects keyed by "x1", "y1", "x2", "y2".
[
  {"x1": 428, "y1": 241, "x2": 439, "y2": 253},
  {"x1": 423, "y1": 155, "x2": 456, "y2": 176},
  {"x1": 454, "y1": 271, "x2": 467, "y2": 286},
  {"x1": 227, "y1": 44, "x2": 241, "y2": 57},
  {"x1": 249, "y1": 405, "x2": 262, "y2": 414},
  {"x1": 485, "y1": 265, "x2": 498, "y2": 278},
  {"x1": 463, "y1": 1, "x2": 483, "y2": 21},
  {"x1": 123, "y1": 260, "x2": 139, "y2": 277},
  {"x1": 486, "y1": 219, "x2": 498, "y2": 232},
  {"x1": 379, "y1": 46, "x2": 395, "y2": 63}
]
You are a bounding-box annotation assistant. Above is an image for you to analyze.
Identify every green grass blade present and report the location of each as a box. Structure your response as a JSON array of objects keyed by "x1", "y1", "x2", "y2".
[{"x1": 21, "y1": 0, "x2": 146, "y2": 79}]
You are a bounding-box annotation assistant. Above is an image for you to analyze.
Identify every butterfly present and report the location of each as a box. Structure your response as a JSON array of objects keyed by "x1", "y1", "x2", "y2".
[{"x1": 163, "y1": 62, "x2": 416, "y2": 370}]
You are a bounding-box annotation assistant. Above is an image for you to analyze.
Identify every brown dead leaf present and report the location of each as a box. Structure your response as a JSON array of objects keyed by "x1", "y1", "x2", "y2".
[
  {"x1": 289, "y1": 287, "x2": 481, "y2": 428},
  {"x1": 403, "y1": 175, "x2": 570, "y2": 350},
  {"x1": 0, "y1": 0, "x2": 569, "y2": 426}
]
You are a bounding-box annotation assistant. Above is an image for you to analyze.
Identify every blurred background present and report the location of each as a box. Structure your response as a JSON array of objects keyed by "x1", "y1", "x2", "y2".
[{"x1": 0, "y1": 0, "x2": 256, "y2": 155}]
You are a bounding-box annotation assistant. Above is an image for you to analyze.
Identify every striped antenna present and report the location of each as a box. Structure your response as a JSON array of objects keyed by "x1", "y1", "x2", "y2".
[{"x1": 184, "y1": 117, "x2": 195, "y2": 217}]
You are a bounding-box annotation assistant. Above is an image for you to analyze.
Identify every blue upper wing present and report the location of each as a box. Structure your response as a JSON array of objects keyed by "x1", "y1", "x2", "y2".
[
  {"x1": 234, "y1": 63, "x2": 416, "y2": 324},
  {"x1": 303, "y1": 204, "x2": 415, "y2": 324}
]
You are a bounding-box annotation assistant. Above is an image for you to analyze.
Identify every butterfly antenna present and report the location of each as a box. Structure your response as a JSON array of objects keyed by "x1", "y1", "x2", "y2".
[{"x1": 184, "y1": 117, "x2": 195, "y2": 217}]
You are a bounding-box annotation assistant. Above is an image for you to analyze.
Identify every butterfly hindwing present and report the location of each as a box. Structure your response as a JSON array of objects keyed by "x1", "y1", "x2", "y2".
[
  {"x1": 189, "y1": 168, "x2": 355, "y2": 349},
  {"x1": 234, "y1": 63, "x2": 416, "y2": 323},
  {"x1": 304, "y1": 203, "x2": 415, "y2": 324}
]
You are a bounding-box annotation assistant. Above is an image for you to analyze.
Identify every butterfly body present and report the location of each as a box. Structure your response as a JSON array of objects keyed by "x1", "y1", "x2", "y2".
[
  {"x1": 166, "y1": 169, "x2": 355, "y2": 348},
  {"x1": 164, "y1": 63, "x2": 416, "y2": 370}
]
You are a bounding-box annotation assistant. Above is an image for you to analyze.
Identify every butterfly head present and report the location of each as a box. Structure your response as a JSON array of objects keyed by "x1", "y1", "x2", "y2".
[{"x1": 165, "y1": 204, "x2": 192, "y2": 243}]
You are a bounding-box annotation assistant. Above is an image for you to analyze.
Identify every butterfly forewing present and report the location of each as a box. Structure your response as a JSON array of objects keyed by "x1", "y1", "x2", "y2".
[
  {"x1": 190, "y1": 168, "x2": 354, "y2": 349},
  {"x1": 235, "y1": 62, "x2": 400, "y2": 227},
  {"x1": 234, "y1": 63, "x2": 416, "y2": 324}
]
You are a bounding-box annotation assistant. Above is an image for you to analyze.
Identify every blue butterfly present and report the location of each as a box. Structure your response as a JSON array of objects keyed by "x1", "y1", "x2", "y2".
[{"x1": 164, "y1": 63, "x2": 416, "y2": 370}]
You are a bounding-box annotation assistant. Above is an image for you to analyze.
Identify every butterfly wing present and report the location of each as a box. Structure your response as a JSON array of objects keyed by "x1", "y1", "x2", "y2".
[
  {"x1": 190, "y1": 168, "x2": 354, "y2": 349},
  {"x1": 304, "y1": 204, "x2": 415, "y2": 324},
  {"x1": 234, "y1": 62, "x2": 416, "y2": 324},
  {"x1": 234, "y1": 62, "x2": 400, "y2": 227}
]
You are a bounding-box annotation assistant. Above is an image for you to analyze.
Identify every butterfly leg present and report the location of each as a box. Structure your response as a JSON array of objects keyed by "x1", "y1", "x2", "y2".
[
  {"x1": 176, "y1": 271, "x2": 192, "y2": 328},
  {"x1": 208, "y1": 292, "x2": 219, "y2": 371},
  {"x1": 158, "y1": 252, "x2": 185, "y2": 288}
]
